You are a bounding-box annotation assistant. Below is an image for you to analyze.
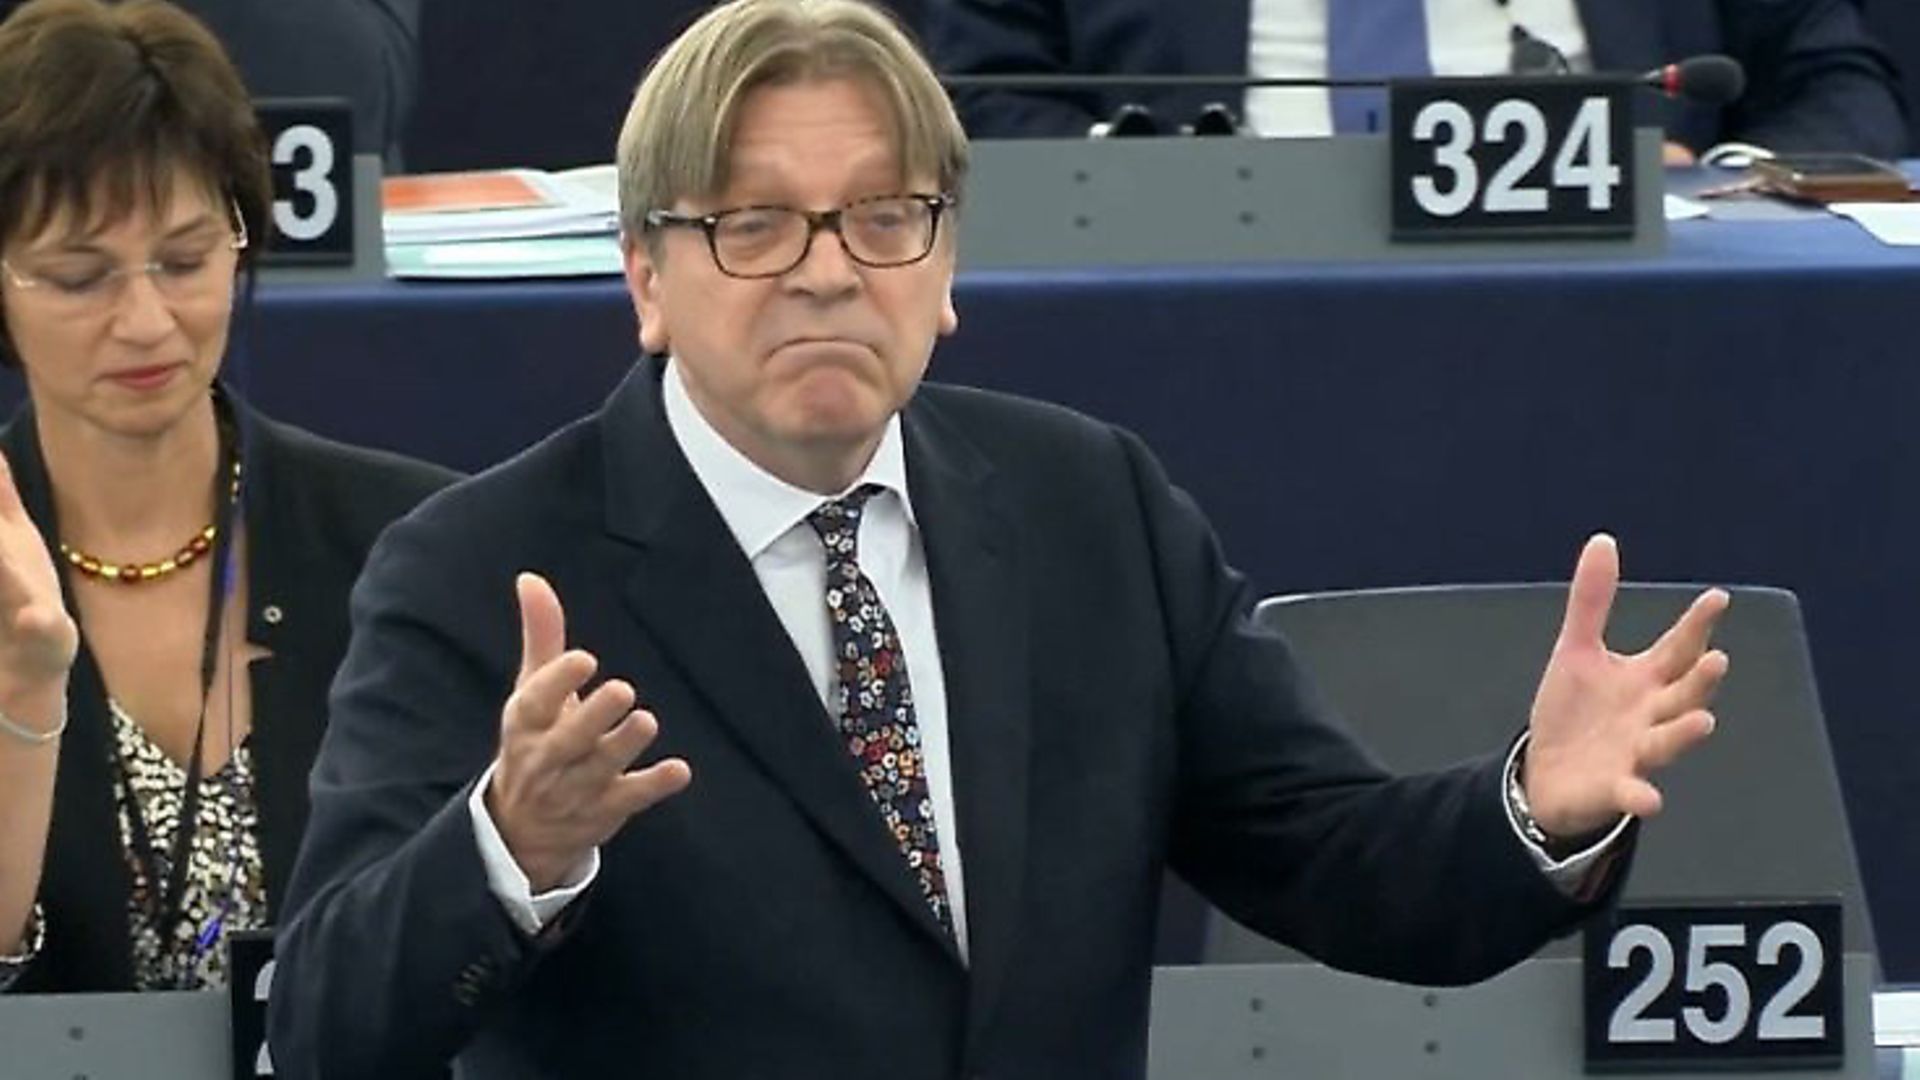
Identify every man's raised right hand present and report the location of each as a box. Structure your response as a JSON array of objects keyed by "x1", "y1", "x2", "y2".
[{"x1": 486, "y1": 572, "x2": 691, "y2": 892}]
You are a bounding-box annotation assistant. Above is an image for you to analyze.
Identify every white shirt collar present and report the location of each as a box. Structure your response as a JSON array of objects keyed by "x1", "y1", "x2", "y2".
[{"x1": 661, "y1": 358, "x2": 916, "y2": 560}]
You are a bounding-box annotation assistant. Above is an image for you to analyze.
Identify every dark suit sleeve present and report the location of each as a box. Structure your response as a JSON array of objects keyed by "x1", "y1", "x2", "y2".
[
  {"x1": 184, "y1": 0, "x2": 422, "y2": 160},
  {"x1": 925, "y1": 0, "x2": 1106, "y2": 137},
  {"x1": 268, "y1": 510, "x2": 543, "y2": 1078},
  {"x1": 1714, "y1": 0, "x2": 1908, "y2": 157},
  {"x1": 1111, "y1": 428, "x2": 1616, "y2": 985}
]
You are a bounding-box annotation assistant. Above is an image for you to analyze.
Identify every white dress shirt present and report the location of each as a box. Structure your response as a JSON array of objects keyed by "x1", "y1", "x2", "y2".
[
  {"x1": 467, "y1": 363, "x2": 1620, "y2": 942},
  {"x1": 1245, "y1": 0, "x2": 1592, "y2": 136}
]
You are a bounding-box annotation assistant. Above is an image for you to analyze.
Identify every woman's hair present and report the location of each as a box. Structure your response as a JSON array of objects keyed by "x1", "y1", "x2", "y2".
[{"x1": 0, "y1": 0, "x2": 271, "y2": 264}]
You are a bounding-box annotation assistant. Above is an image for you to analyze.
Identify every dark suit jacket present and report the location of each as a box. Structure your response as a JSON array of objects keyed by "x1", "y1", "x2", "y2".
[
  {"x1": 0, "y1": 0, "x2": 420, "y2": 161},
  {"x1": 930, "y1": 0, "x2": 1909, "y2": 156},
  {"x1": 272, "y1": 357, "x2": 1616, "y2": 1079},
  {"x1": 3, "y1": 393, "x2": 454, "y2": 993}
]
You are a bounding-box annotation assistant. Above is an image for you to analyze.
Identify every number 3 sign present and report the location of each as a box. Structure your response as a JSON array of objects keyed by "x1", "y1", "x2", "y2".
[
  {"x1": 254, "y1": 99, "x2": 355, "y2": 265},
  {"x1": 1389, "y1": 77, "x2": 1635, "y2": 241}
]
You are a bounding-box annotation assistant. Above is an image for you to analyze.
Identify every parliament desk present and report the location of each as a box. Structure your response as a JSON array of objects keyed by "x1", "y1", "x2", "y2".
[
  {"x1": 3, "y1": 967, "x2": 1911, "y2": 1077},
  {"x1": 13, "y1": 210, "x2": 1914, "y2": 981}
]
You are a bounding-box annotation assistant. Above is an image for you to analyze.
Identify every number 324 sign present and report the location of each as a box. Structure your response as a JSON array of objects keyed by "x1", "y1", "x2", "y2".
[
  {"x1": 1583, "y1": 901, "x2": 1845, "y2": 1071},
  {"x1": 1390, "y1": 78, "x2": 1634, "y2": 241}
]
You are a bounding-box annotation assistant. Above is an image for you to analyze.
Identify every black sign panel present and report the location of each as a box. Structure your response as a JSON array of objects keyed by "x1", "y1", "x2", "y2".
[
  {"x1": 255, "y1": 98, "x2": 354, "y2": 265},
  {"x1": 1584, "y1": 900, "x2": 1844, "y2": 1072},
  {"x1": 1390, "y1": 77, "x2": 1634, "y2": 241},
  {"x1": 227, "y1": 929, "x2": 278, "y2": 1078}
]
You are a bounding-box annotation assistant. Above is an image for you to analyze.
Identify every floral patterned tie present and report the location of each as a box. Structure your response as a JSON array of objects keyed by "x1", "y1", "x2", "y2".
[{"x1": 805, "y1": 484, "x2": 951, "y2": 932}]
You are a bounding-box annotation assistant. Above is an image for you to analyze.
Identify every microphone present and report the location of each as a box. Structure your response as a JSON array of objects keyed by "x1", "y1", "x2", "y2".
[
  {"x1": 1185, "y1": 102, "x2": 1241, "y2": 137},
  {"x1": 940, "y1": 73, "x2": 1388, "y2": 92},
  {"x1": 1092, "y1": 102, "x2": 1160, "y2": 138},
  {"x1": 942, "y1": 55, "x2": 1747, "y2": 102},
  {"x1": 1643, "y1": 54, "x2": 1745, "y2": 105},
  {"x1": 944, "y1": 54, "x2": 1744, "y2": 140}
]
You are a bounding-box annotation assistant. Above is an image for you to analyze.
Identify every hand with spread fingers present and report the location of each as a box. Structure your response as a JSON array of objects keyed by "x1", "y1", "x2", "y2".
[
  {"x1": 1522, "y1": 534, "x2": 1729, "y2": 842},
  {"x1": 0, "y1": 453, "x2": 76, "y2": 709},
  {"x1": 485, "y1": 572, "x2": 692, "y2": 892}
]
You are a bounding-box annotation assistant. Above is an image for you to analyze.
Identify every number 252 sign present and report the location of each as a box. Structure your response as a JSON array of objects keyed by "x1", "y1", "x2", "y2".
[
  {"x1": 1390, "y1": 78, "x2": 1634, "y2": 240},
  {"x1": 1583, "y1": 901, "x2": 1844, "y2": 1071}
]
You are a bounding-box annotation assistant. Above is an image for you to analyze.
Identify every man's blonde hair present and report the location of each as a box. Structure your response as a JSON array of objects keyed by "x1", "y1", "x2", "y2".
[{"x1": 616, "y1": 0, "x2": 968, "y2": 241}]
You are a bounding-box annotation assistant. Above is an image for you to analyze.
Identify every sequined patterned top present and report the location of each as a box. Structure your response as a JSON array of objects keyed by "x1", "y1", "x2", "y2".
[{"x1": 109, "y1": 699, "x2": 267, "y2": 990}]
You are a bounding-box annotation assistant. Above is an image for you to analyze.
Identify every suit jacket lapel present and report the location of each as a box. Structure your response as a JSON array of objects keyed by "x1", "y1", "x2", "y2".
[
  {"x1": 227, "y1": 400, "x2": 332, "y2": 919},
  {"x1": 600, "y1": 360, "x2": 959, "y2": 959},
  {"x1": 902, "y1": 394, "x2": 1032, "y2": 1050}
]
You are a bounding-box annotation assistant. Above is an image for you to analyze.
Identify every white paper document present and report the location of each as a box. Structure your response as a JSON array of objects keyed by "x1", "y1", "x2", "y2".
[
  {"x1": 1833, "y1": 203, "x2": 1920, "y2": 246},
  {"x1": 1878, "y1": 989, "x2": 1920, "y2": 1047},
  {"x1": 1663, "y1": 194, "x2": 1711, "y2": 222},
  {"x1": 385, "y1": 236, "x2": 622, "y2": 280}
]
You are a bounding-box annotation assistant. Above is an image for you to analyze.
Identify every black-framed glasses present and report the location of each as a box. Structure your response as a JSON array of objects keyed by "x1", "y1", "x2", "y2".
[{"x1": 643, "y1": 193, "x2": 954, "y2": 280}]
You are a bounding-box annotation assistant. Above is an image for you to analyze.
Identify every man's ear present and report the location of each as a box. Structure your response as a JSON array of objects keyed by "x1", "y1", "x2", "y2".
[
  {"x1": 938, "y1": 280, "x2": 958, "y2": 337},
  {"x1": 623, "y1": 233, "x2": 670, "y2": 355},
  {"x1": 937, "y1": 230, "x2": 959, "y2": 336}
]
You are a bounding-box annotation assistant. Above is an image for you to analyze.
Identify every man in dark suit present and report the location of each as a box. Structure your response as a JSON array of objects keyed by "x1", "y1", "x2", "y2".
[
  {"x1": 929, "y1": 0, "x2": 1909, "y2": 160},
  {"x1": 268, "y1": 0, "x2": 1729, "y2": 1075}
]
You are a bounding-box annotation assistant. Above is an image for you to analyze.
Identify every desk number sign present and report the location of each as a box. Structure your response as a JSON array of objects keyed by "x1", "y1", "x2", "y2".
[
  {"x1": 1390, "y1": 77, "x2": 1634, "y2": 241},
  {"x1": 227, "y1": 928, "x2": 278, "y2": 1077},
  {"x1": 254, "y1": 99, "x2": 355, "y2": 265},
  {"x1": 1583, "y1": 900, "x2": 1844, "y2": 1072}
]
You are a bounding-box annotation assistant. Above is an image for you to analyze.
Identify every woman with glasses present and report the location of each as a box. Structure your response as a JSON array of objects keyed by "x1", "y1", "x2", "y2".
[{"x1": 0, "y1": 0, "x2": 454, "y2": 992}]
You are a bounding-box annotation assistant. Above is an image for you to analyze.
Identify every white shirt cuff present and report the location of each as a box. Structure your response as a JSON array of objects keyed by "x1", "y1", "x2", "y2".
[
  {"x1": 468, "y1": 762, "x2": 599, "y2": 936},
  {"x1": 1502, "y1": 734, "x2": 1632, "y2": 895}
]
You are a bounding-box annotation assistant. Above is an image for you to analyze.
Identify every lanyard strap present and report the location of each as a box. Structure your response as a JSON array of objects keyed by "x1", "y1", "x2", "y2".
[{"x1": 113, "y1": 421, "x2": 241, "y2": 985}]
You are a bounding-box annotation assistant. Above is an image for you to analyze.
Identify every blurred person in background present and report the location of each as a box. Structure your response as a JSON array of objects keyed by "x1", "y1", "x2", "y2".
[
  {"x1": 0, "y1": 0, "x2": 420, "y2": 162},
  {"x1": 930, "y1": 0, "x2": 1908, "y2": 162}
]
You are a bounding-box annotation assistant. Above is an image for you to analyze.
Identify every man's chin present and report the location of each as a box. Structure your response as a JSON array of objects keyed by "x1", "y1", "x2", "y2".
[
  {"x1": 774, "y1": 384, "x2": 895, "y2": 439},
  {"x1": 775, "y1": 413, "x2": 888, "y2": 451}
]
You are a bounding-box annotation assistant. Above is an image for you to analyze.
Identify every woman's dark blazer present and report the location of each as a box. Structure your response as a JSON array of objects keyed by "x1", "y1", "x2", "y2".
[{"x1": 1, "y1": 392, "x2": 457, "y2": 992}]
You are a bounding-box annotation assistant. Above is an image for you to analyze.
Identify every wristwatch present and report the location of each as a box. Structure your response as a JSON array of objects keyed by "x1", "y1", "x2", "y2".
[{"x1": 1507, "y1": 759, "x2": 1554, "y2": 849}]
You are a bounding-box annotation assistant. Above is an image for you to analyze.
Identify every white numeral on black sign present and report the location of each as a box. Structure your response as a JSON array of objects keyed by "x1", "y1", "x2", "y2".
[
  {"x1": 1608, "y1": 922, "x2": 1827, "y2": 1046},
  {"x1": 1758, "y1": 922, "x2": 1828, "y2": 1041},
  {"x1": 1683, "y1": 925, "x2": 1750, "y2": 1044},
  {"x1": 254, "y1": 957, "x2": 276, "y2": 1075},
  {"x1": 271, "y1": 124, "x2": 339, "y2": 243},
  {"x1": 1553, "y1": 98, "x2": 1620, "y2": 211},
  {"x1": 1483, "y1": 100, "x2": 1549, "y2": 212},
  {"x1": 1410, "y1": 96, "x2": 1619, "y2": 218},
  {"x1": 1608, "y1": 925, "x2": 1677, "y2": 1043},
  {"x1": 1410, "y1": 101, "x2": 1477, "y2": 217}
]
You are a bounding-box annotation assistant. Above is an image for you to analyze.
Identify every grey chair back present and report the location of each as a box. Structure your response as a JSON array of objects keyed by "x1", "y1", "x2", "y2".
[{"x1": 1200, "y1": 584, "x2": 1875, "y2": 968}]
